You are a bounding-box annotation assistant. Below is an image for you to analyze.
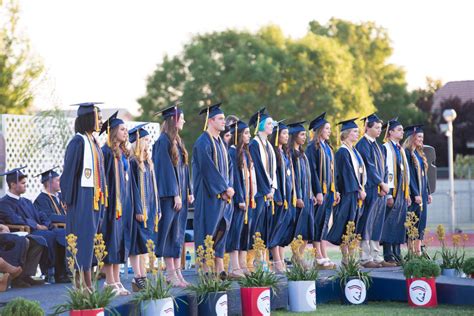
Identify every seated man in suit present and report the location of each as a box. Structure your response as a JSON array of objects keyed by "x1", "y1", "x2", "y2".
[
  {"x1": 34, "y1": 167, "x2": 66, "y2": 224},
  {"x1": 0, "y1": 167, "x2": 68, "y2": 283}
]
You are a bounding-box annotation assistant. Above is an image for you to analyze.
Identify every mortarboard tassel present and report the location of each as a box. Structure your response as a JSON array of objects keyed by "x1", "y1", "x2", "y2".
[
  {"x1": 254, "y1": 112, "x2": 260, "y2": 136},
  {"x1": 107, "y1": 123, "x2": 111, "y2": 147},
  {"x1": 234, "y1": 121, "x2": 238, "y2": 146},
  {"x1": 284, "y1": 200, "x2": 288, "y2": 210},
  {"x1": 203, "y1": 107, "x2": 209, "y2": 131},
  {"x1": 309, "y1": 129, "x2": 314, "y2": 141},
  {"x1": 275, "y1": 125, "x2": 279, "y2": 146},
  {"x1": 134, "y1": 131, "x2": 141, "y2": 157},
  {"x1": 94, "y1": 107, "x2": 100, "y2": 132},
  {"x1": 383, "y1": 121, "x2": 390, "y2": 143},
  {"x1": 175, "y1": 106, "x2": 179, "y2": 123},
  {"x1": 154, "y1": 213, "x2": 159, "y2": 232}
]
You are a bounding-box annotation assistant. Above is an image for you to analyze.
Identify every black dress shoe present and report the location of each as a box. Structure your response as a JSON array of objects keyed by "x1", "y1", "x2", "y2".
[
  {"x1": 11, "y1": 278, "x2": 31, "y2": 288},
  {"x1": 23, "y1": 276, "x2": 45, "y2": 286}
]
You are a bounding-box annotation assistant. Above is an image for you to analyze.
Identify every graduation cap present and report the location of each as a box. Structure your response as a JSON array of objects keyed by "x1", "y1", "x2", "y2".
[
  {"x1": 337, "y1": 117, "x2": 359, "y2": 131},
  {"x1": 404, "y1": 124, "x2": 424, "y2": 137},
  {"x1": 249, "y1": 107, "x2": 271, "y2": 135},
  {"x1": 382, "y1": 118, "x2": 402, "y2": 141},
  {"x1": 309, "y1": 112, "x2": 327, "y2": 131},
  {"x1": 70, "y1": 102, "x2": 103, "y2": 117},
  {"x1": 99, "y1": 111, "x2": 126, "y2": 147},
  {"x1": 360, "y1": 113, "x2": 382, "y2": 124},
  {"x1": 272, "y1": 119, "x2": 287, "y2": 146},
  {"x1": 0, "y1": 166, "x2": 27, "y2": 185},
  {"x1": 36, "y1": 166, "x2": 60, "y2": 184},
  {"x1": 199, "y1": 102, "x2": 224, "y2": 131},
  {"x1": 155, "y1": 101, "x2": 183, "y2": 121},
  {"x1": 287, "y1": 121, "x2": 307, "y2": 135},
  {"x1": 128, "y1": 123, "x2": 150, "y2": 143},
  {"x1": 230, "y1": 120, "x2": 249, "y2": 145}
]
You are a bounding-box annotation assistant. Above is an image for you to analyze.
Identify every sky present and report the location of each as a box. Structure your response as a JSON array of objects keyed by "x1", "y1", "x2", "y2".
[{"x1": 15, "y1": 0, "x2": 474, "y2": 115}]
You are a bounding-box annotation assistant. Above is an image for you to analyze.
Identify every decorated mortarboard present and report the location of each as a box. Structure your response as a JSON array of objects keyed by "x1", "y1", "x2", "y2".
[
  {"x1": 287, "y1": 121, "x2": 307, "y2": 135},
  {"x1": 128, "y1": 123, "x2": 150, "y2": 143},
  {"x1": 337, "y1": 117, "x2": 359, "y2": 131},
  {"x1": 309, "y1": 112, "x2": 327, "y2": 131},
  {"x1": 272, "y1": 119, "x2": 287, "y2": 146},
  {"x1": 230, "y1": 120, "x2": 250, "y2": 145},
  {"x1": 70, "y1": 102, "x2": 103, "y2": 117},
  {"x1": 199, "y1": 102, "x2": 224, "y2": 131},
  {"x1": 155, "y1": 101, "x2": 183, "y2": 120},
  {"x1": 0, "y1": 166, "x2": 27, "y2": 184},
  {"x1": 249, "y1": 107, "x2": 272, "y2": 135},
  {"x1": 100, "y1": 111, "x2": 124, "y2": 135},
  {"x1": 404, "y1": 124, "x2": 424, "y2": 137},
  {"x1": 360, "y1": 113, "x2": 382, "y2": 124},
  {"x1": 35, "y1": 166, "x2": 60, "y2": 184}
]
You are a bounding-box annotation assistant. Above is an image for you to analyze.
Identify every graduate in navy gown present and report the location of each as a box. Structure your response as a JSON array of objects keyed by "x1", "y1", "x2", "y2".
[
  {"x1": 34, "y1": 168, "x2": 67, "y2": 224},
  {"x1": 326, "y1": 119, "x2": 367, "y2": 264},
  {"x1": 0, "y1": 167, "x2": 68, "y2": 283},
  {"x1": 128, "y1": 123, "x2": 161, "y2": 290},
  {"x1": 381, "y1": 119, "x2": 411, "y2": 264},
  {"x1": 268, "y1": 120, "x2": 296, "y2": 272},
  {"x1": 225, "y1": 120, "x2": 257, "y2": 277},
  {"x1": 100, "y1": 111, "x2": 131, "y2": 295},
  {"x1": 192, "y1": 103, "x2": 234, "y2": 273},
  {"x1": 289, "y1": 121, "x2": 316, "y2": 257},
  {"x1": 306, "y1": 112, "x2": 339, "y2": 269},
  {"x1": 153, "y1": 103, "x2": 193, "y2": 287},
  {"x1": 248, "y1": 108, "x2": 278, "y2": 249},
  {"x1": 355, "y1": 114, "x2": 394, "y2": 268},
  {"x1": 61, "y1": 102, "x2": 107, "y2": 288},
  {"x1": 403, "y1": 125, "x2": 432, "y2": 255}
]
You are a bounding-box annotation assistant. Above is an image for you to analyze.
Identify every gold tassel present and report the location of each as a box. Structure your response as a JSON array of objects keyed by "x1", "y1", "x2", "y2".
[
  {"x1": 134, "y1": 131, "x2": 140, "y2": 157},
  {"x1": 309, "y1": 130, "x2": 314, "y2": 141},
  {"x1": 292, "y1": 195, "x2": 297, "y2": 208},
  {"x1": 203, "y1": 107, "x2": 209, "y2": 131},
  {"x1": 107, "y1": 123, "x2": 111, "y2": 147},
  {"x1": 378, "y1": 186, "x2": 381, "y2": 194},
  {"x1": 154, "y1": 214, "x2": 159, "y2": 232},
  {"x1": 116, "y1": 203, "x2": 122, "y2": 219},
  {"x1": 94, "y1": 107, "x2": 99, "y2": 132},
  {"x1": 254, "y1": 112, "x2": 260, "y2": 136},
  {"x1": 234, "y1": 121, "x2": 238, "y2": 146},
  {"x1": 330, "y1": 181, "x2": 335, "y2": 193},
  {"x1": 244, "y1": 209, "x2": 248, "y2": 225},
  {"x1": 275, "y1": 125, "x2": 279, "y2": 146},
  {"x1": 264, "y1": 196, "x2": 267, "y2": 202},
  {"x1": 105, "y1": 184, "x2": 109, "y2": 207},
  {"x1": 250, "y1": 198, "x2": 256, "y2": 208},
  {"x1": 358, "y1": 199, "x2": 363, "y2": 208},
  {"x1": 271, "y1": 200, "x2": 275, "y2": 215},
  {"x1": 284, "y1": 200, "x2": 288, "y2": 210},
  {"x1": 384, "y1": 121, "x2": 390, "y2": 142},
  {"x1": 322, "y1": 182, "x2": 327, "y2": 194}
]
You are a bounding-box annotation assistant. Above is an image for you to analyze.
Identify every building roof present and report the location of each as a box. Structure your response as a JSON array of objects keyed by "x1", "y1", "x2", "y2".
[{"x1": 433, "y1": 80, "x2": 474, "y2": 112}]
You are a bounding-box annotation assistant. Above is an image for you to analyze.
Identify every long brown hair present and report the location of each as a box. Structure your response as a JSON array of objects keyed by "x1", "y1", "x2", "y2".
[
  {"x1": 289, "y1": 132, "x2": 305, "y2": 158},
  {"x1": 161, "y1": 116, "x2": 189, "y2": 166},
  {"x1": 311, "y1": 123, "x2": 332, "y2": 150},
  {"x1": 109, "y1": 125, "x2": 130, "y2": 159},
  {"x1": 270, "y1": 130, "x2": 289, "y2": 167},
  {"x1": 234, "y1": 129, "x2": 253, "y2": 169},
  {"x1": 403, "y1": 135, "x2": 428, "y2": 170}
]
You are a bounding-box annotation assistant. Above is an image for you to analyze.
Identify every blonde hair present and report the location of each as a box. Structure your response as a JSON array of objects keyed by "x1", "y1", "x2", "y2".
[
  {"x1": 340, "y1": 129, "x2": 352, "y2": 142},
  {"x1": 130, "y1": 137, "x2": 153, "y2": 171},
  {"x1": 403, "y1": 135, "x2": 428, "y2": 171}
]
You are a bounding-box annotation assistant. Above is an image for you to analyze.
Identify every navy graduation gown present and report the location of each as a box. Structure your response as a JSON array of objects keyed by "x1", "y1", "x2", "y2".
[
  {"x1": 192, "y1": 133, "x2": 232, "y2": 258},
  {"x1": 101, "y1": 146, "x2": 129, "y2": 264},
  {"x1": 128, "y1": 159, "x2": 160, "y2": 256},
  {"x1": 0, "y1": 233, "x2": 28, "y2": 267},
  {"x1": 34, "y1": 192, "x2": 66, "y2": 223},
  {"x1": 268, "y1": 148, "x2": 296, "y2": 248},
  {"x1": 61, "y1": 134, "x2": 106, "y2": 271},
  {"x1": 326, "y1": 147, "x2": 363, "y2": 245},
  {"x1": 306, "y1": 141, "x2": 335, "y2": 242},
  {"x1": 153, "y1": 133, "x2": 190, "y2": 258},
  {"x1": 406, "y1": 149, "x2": 430, "y2": 240},
  {"x1": 355, "y1": 137, "x2": 388, "y2": 241}
]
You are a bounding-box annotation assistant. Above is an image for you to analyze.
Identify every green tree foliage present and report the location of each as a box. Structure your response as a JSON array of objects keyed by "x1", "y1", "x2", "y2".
[
  {"x1": 0, "y1": 0, "x2": 43, "y2": 114},
  {"x1": 138, "y1": 25, "x2": 375, "y2": 146}
]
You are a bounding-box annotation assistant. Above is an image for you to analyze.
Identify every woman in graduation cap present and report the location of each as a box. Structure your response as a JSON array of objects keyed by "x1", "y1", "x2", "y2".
[
  {"x1": 326, "y1": 118, "x2": 367, "y2": 264},
  {"x1": 128, "y1": 123, "x2": 160, "y2": 290},
  {"x1": 100, "y1": 111, "x2": 131, "y2": 295},
  {"x1": 248, "y1": 108, "x2": 278, "y2": 248},
  {"x1": 153, "y1": 104, "x2": 193, "y2": 287},
  {"x1": 288, "y1": 121, "x2": 316, "y2": 258},
  {"x1": 403, "y1": 125, "x2": 432, "y2": 255},
  {"x1": 34, "y1": 167, "x2": 67, "y2": 224},
  {"x1": 225, "y1": 120, "x2": 257, "y2": 277},
  {"x1": 268, "y1": 120, "x2": 296, "y2": 272},
  {"x1": 192, "y1": 102, "x2": 234, "y2": 274},
  {"x1": 306, "y1": 113, "x2": 339, "y2": 269},
  {"x1": 61, "y1": 102, "x2": 107, "y2": 288}
]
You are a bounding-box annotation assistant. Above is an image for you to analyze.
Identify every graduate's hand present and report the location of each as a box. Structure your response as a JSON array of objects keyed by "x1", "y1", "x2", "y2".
[
  {"x1": 188, "y1": 195, "x2": 195, "y2": 205},
  {"x1": 316, "y1": 193, "x2": 324, "y2": 205},
  {"x1": 0, "y1": 224, "x2": 9, "y2": 233},
  {"x1": 414, "y1": 196, "x2": 422, "y2": 205},
  {"x1": 136, "y1": 214, "x2": 145, "y2": 222},
  {"x1": 174, "y1": 196, "x2": 182, "y2": 211},
  {"x1": 387, "y1": 197, "x2": 394, "y2": 208},
  {"x1": 265, "y1": 192, "x2": 274, "y2": 201},
  {"x1": 296, "y1": 199, "x2": 304, "y2": 208},
  {"x1": 312, "y1": 196, "x2": 318, "y2": 206},
  {"x1": 380, "y1": 183, "x2": 389, "y2": 194},
  {"x1": 36, "y1": 224, "x2": 48, "y2": 230},
  {"x1": 428, "y1": 195, "x2": 432, "y2": 204},
  {"x1": 406, "y1": 198, "x2": 412, "y2": 206},
  {"x1": 239, "y1": 203, "x2": 246, "y2": 210},
  {"x1": 226, "y1": 187, "x2": 235, "y2": 199},
  {"x1": 358, "y1": 190, "x2": 367, "y2": 201},
  {"x1": 335, "y1": 192, "x2": 341, "y2": 205},
  {"x1": 221, "y1": 192, "x2": 229, "y2": 201}
]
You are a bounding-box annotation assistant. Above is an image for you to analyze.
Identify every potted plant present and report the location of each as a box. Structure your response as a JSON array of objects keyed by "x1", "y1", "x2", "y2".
[
  {"x1": 462, "y1": 257, "x2": 474, "y2": 278},
  {"x1": 285, "y1": 235, "x2": 318, "y2": 312},
  {"x1": 2, "y1": 297, "x2": 44, "y2": 316},
  {"x1": 132, "y1": 239, "x2": 174, "y2": 316},
  {"x1": 334, "y1": 221, "x2": 371, "y2": 305},
  {"x1": 403, "y1": 258, "x2": 441, "y2": 307},
  {"x1": 435, "y1": 225, "x2": 467, "y2": 277},
  {"x1": 53, "y1": 234, "x2": 116, "y2": 316},
  {"x1": 187, "y1": 235, "x2": 232, "y2": 316},
  {"x1": 238, "y1": 232, "x2": 280, "y2": 316}
]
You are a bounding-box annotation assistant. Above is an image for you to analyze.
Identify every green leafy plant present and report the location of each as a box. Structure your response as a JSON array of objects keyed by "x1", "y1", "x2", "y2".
[
  {"x1": 1, "y1": 298, "x2": 44, "y2": 316},
  {"x1": 333, "y1": 222, "x2": 371, "y2": 288},
  {"x1": 434, "y1": 225, "x2": 468, "y2": 270},
  {"x1": 53, "y1": 234, "x2": 116, "y2": 315},
  {"x1": 462, "y1": 257, "x2": 474, "y2": 275},
  {"x1": 403, "y1": 258, "x2": 441, "y2": 278},
  {"x1": 285, "y1": 235, "x2": 319, "y2": 281}
]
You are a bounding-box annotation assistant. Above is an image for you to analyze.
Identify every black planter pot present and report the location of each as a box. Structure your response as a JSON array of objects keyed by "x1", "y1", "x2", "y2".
[{"x1": 197, "y1": 291, "x2": 228, "y2": 316}]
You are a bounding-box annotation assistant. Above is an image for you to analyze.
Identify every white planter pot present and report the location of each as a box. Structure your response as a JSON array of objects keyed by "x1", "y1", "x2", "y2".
[
  {"x1": 140, "y1": 297, "x2": 174, "y2": 316},
  {"x1": 288, "y1": 280, "x2": 317, "y2": 312}
]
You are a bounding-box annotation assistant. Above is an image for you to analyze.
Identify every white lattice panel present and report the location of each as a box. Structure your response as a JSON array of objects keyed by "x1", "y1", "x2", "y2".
[{"x1": 0, "y1": 114, "x2": 160, "y2": 200}]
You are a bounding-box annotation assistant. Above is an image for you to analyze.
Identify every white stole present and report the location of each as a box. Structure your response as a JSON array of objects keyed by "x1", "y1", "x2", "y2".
[
  {"x1": 255, "y1": 136, "x2": 278, "y2": 190},
  {"x1": 340, "y1": 143, "x2": 367, "y2": 188},
  {"x1": 78, "y1": 133, "x2": 94, "y2": 188},
  {"x1": 383, "y1": 141, "x2": 410, "y2": 189}
]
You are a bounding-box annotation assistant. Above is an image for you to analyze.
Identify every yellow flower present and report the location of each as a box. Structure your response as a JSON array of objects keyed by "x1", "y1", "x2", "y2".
[
  {"x1": 436, "y1": 224, "x2": 446, "y2": 242},
  {"x1": 452, "y1": 234, "x2": 461, "y2": 247}
]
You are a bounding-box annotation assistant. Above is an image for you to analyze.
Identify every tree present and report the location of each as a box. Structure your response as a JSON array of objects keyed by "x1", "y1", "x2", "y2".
[
  {"x1": 138, "y1": 25, "x2": 375, "y2": 146},
  {"x1": 0, "y1": 0, "x2": 43, "y2": 114}
]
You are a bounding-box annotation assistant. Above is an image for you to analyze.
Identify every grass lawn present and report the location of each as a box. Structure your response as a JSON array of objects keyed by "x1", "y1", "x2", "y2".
[{"x1": 274, "y1": 301, "x2": 474, "y2": 315}]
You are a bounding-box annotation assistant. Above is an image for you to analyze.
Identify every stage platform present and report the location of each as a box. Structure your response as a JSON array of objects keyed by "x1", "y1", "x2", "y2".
[{"x1": 1, "y1": 267, "x2": 473, "y2": 315}]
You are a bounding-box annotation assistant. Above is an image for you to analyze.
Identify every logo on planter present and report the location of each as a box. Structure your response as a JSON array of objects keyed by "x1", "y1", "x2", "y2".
[
  {"x1": 344, "y1": 279, "x2": 366, "y2": 304},
  {"x1": 257, "y1": 289, "x2": 271, "y2": 315},
  {"x1": 161, "y1": 299, "x2": 174, "y2": 315},
  {"x1": 305, "y1": 283, "x2": 316, "y2": 308},
  {"x1": 409, "y1": 280, "x2": 432, "y2": 306},
  {"x1": 215, "y1": 294, "x2": 228, "y2": 316}
]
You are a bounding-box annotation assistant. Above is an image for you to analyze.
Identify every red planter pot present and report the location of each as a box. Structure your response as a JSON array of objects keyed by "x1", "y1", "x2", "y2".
[
  {"x1": 70, "y1": 308, "x2": 104, "y2": 316},
  {"x1": 240, "y1": 287, "x2": 271, "y2": 316},
  {"x1": 406, "y1": 277, "x2": 437, "y2": 308}
]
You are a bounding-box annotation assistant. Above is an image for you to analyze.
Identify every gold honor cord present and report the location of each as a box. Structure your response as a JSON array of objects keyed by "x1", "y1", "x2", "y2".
[
  {"x1": 114, "y1": 157, "x2": 122, "y2": 220},
  {"x1": 243, "y1": 155, "x2": 250, "y2": 224},
  {"x1": 413, "y1": 151, "x2": 424, "y2": 211},
  {"x1": 203, "y1": 108, "x2": 209, "y2": 131},
  {"x1": 344, "y1": 142, "x2": 364, "y2": 208},
  {"x1": 234, "y1": 121, "x2": 238, "y2": 146},
  {"x1": 94, "y1": 107, "x2": 100, "y2": 132},
  {"x1": 206, "y1": 131, "x2": 231, "y2": 203},
  {"x1": 46, "y1": 192, "x2": 62, "y2": 215},
  {"x1": 275, "y1": 125, "x2": 279, "y2": 147},
  {"x1": 88, "y1": 134, "x2": 102, "y2": 211},
  {"x1": 150, "y1": 166, "x2": 160, "y2": 232},
  {"x1": 140, "y1": 168, "x2": 148, "y2": 228},
  {"x1": 290, "y1": 157, "x2": 297, "y2": 208}
]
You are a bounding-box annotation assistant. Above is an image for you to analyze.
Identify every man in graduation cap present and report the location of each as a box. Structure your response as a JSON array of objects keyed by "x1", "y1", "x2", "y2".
[
  {"x1": 34, "y1": 167, "x2": 66, "y2": 224},
  {"x1": 0, "y1": 167, "x2": 69, "y2": 283},
  {"x1": 192, "y1": 102, "x2": 234, "y2": 274},
  {"x1": 355, "y1": 114, "x2": 395, "y2": 268}
]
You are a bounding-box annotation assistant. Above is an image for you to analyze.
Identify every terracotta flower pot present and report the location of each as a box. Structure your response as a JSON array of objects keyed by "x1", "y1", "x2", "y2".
[
  {"x1": 240, "y1": 287, "x2": 271, "y2": 316},
  {"x1": 70, "y1": 308, "x2": 104, "y2": 316},
  {"x1": 406, "y1": 277, "x2": 437, "y2": 307}
]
